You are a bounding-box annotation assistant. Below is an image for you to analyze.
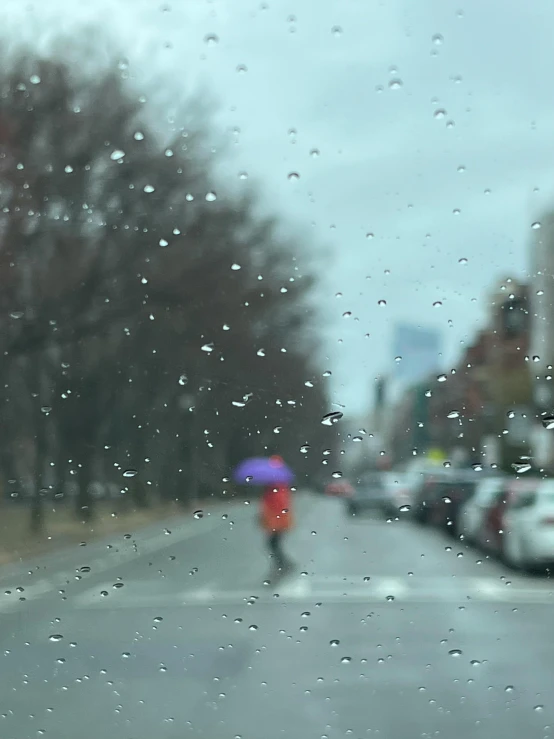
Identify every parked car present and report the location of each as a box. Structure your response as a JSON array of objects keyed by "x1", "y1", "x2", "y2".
[
  {"x1": 325, "y1": 480, "x2": 354, "y2": 498},
  {"x1": 428, "y1": 472, "x2": 479, "y2": 536},
  {"x1": 412, "y1": 469, "x2": 453, "y2": 524},
  {"x1": 347, "y1": 473, "x2": 387, "y2": 516},
  {"x1": 502, "y1": 477, "x2": 554, "y2": 572},
  {"x1": 381, "y1": 472, "x2": 416, "y2": 516},
  {"x1": 457, "y1": 476, "x2": 507, "y2": 544}
]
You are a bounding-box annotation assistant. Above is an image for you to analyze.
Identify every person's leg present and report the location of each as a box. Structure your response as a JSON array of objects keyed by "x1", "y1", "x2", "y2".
[{"x1": 267, "y1": 531, "x2": 286, "y2": 569}]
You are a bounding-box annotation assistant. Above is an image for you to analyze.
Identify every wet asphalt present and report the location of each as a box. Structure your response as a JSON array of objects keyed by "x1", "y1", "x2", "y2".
[{"x1": 1, "y1": 491, "x2": 553, "y2": 739}]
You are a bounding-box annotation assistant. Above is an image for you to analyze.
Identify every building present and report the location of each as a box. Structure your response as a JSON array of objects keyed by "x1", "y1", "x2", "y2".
[{"x1": 530, "y1": 212, "x2": 554, "y2": 469}]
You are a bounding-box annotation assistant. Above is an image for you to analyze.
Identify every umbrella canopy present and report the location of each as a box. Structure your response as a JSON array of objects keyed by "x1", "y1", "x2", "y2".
[{"x1": 234, "y1": 455, "x2": 295, "y2": 485}]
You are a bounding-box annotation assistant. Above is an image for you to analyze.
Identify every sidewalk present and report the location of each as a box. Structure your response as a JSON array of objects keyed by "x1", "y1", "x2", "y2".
[{"x1": 0, "y1": 495, "x2": 230, "y2": 567}]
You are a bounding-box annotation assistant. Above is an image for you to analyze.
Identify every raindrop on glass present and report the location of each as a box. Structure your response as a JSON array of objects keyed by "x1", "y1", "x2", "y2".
[{"x1": 321, "y1": 411, "x2": 343, "y2": 426}]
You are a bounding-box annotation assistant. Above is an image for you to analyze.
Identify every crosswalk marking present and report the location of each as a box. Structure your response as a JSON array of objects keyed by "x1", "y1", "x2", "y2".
[
  {"x1": 0, "y1": 579, "x2": 55, "y2": 612},
  {"x1": 67, "y1": 574, "x2": 554, "y2": 609}
]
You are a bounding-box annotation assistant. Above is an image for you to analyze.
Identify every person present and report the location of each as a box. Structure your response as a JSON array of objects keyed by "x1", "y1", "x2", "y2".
[{"x1": 260, "y1": 482, "x2": 294, "y2": 574}]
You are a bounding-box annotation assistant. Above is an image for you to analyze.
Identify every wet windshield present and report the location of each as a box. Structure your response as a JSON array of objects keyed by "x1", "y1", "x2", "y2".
[{"x1": 2, "y1": 2, "x2": 554, "y2": 738}]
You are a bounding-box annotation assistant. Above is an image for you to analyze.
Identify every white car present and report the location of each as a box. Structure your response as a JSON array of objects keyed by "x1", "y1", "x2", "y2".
[
  {"x1": 503, "y1": 479, "x2": 554, "y2": 572},
  {"x1": 457, "y1": 477, "x2": 506, "y2": 544}
]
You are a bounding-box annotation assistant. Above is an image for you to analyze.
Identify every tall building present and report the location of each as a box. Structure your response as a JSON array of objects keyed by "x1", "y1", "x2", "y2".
[{"x1": 530, "y1": 211, "x2": 554, "y2": 469}]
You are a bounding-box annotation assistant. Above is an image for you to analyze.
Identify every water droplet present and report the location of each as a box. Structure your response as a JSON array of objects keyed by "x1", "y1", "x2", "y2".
[
  {"x1": 178, "y1": 374, "x2": 188, "y2": 386},
  {"x1": 300, "y1": 445, "x2": 310, "y2": 453},
  {"x1": 433, "y1": 301, "x2": 442, "y2": 308},
  {"x1": 321, "y1": 411, "x2": 343, "y2": 426},
  {"x1": 378, "y1": 299, "x2": 387, "y2": 307},
  {"x1": 9, "y1": 310, "x2": 24, "y2": 319},
  {"x1": 329, "y1": 639, "x2": 340, "y2": 647},
  {"x1": 143, "y1": 184, "x2": 155, "y2": 193},
  {"x1": 205, "y1": 191, "x2": 217, "y2": 202},
  {"x1": 505, "y1": 685, "x2": 515, "y2": 693},
  {"x1": 447, "y1": 410, "x2": 460, "y2": 419},
  {"x1": 470, "y1": 659, "x2": 481, "y2": 666},
  {"x1": 49, "y1": 634, "x2": 63, "y2": 642},
  {"x1": 123, "y1": 469, "x2": 138, "y2": 478},
  {"x1": 458, "y1": 257, "x2": 468, "y2": 265},
  {"x1": 389, "y1": 79, "x2": 403, "y2": 90},
  {"x1": 231, "y1": 263, "x2": 241, "y2": 271},
  {"x1": 331, "y1": 25, "x2": 342, "y2": 37},
  {"x1": 542, "y1": 416, "x2": 554, "y2": 430},
  {"x1": 341, "y1": 656, "x2": 352, "y2": 663},
  {"x1": 248, "y1": 624, "x2": 258, "y2": 631},
  {"x1": 193, "y1": 510, "x2": 204, "y2": 519},
  {"x1": 257, "y1": 348, "x2": 266, "y2": 357},
  {"x1": 310, "y1": 148, "x2": 320, "y2": 158},
  {"x1": 236, "y1": 64, "x2": 248, "y2": 74},
  {"x1": 287, "y1": 172, "x2": 300, "y2": 182},
  {"x1": 399, "y1": 504, "x2": 411, "y2": 512},
  {"x1": 434, "y1": 109, "x2": 447, "y2": 120},
  {"x1": 153, "y1": 616, "x2": 163, "y2": 623},
  {"x1": 432, "y1": 33, "x2": 444, "y2": 45},
  {"x1": 534, "y1": 705, "x2": 544, "y2": 712},
  {"x1": 448, "y1": 649, "x2": 462, "y2": 657},
  {"x1": 512, "y1": 462, "x2": 532, "y2": 474},
  {"x1": 532, "y1": 221, "x2": 541, "y2": 230},
  {"x1": 507, "y1": 410, "x2": 515, "y2": 419},
  {"x1": 204, "y1": 33, "x2": 219, "y2": 45},
  {"x1": 201, "y1": 342, "x2": 214, "y2": 353},
  {"x1": 331, "y1": 471, "x2": 343, "y2": 479},
  {"x1": 121, "y1": 652, "x2": 131, "y2": 659},
  {"x1": 472, "y1": 463, "x2": 483, "y2": 471},
  {"x1": 342, "y1": 311, "x2": 352, "y2": 319},
  {"x1": 437, "y1": 373, "x2": 447, "y2": 382}
]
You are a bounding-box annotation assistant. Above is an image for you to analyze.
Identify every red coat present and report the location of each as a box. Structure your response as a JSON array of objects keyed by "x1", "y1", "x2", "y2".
[{"x1": 260, "y1": 485, "x2": 293, "y2": 532}]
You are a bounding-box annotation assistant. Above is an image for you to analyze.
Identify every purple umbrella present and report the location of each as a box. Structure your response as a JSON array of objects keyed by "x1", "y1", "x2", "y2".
[{"x1": 234, "y1": 456, "x2": 295, "y2": 485}]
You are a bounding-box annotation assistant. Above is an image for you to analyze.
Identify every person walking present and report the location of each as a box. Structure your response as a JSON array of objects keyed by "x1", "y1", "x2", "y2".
[{"x1": 260, "y1": 482, "x2": 294, "y2": 574}]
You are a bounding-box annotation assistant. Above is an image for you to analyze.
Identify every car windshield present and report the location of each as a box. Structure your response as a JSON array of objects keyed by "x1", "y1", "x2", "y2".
[{"x1": 2, "y1": 3, "x2": 554, "y2": 738}]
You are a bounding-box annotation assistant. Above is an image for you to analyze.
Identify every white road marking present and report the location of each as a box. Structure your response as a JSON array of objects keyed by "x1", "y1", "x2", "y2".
[
  {"x1": 0, "y1": 579, "x2": 55, "y2": 612},
  {"x1": 278, "y1": 576, "x2": 311, "y2": 599},
  {"x1": 0, "y1": 515, "x2": 227, "y2": 608},
  {"x1": 472, "y1": 578, "x2": 505, "y2": 600},
  {"x1": 372, "y1": 577, "x2": 409, "y2": 600},
  {"x1": 65, "y1": 575, "x2": 554, "y2": 610}
]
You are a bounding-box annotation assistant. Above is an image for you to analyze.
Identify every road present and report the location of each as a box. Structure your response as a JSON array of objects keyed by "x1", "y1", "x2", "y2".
[{"x1": 1, "y1": 491, "x2": 553, "y2": 739}]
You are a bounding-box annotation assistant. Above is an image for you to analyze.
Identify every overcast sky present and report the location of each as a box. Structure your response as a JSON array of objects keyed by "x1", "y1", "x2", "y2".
[{"x1": 2, "y1": 0, "x2": 552, "y2": 417}]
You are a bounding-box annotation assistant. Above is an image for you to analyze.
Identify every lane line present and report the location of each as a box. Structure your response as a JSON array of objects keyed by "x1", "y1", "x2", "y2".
[{"x1": 372, "y1": 577, "x2": 409, "y2": 600}]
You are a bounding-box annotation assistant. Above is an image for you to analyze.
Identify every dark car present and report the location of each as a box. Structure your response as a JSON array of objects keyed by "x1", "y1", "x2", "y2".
[
  {"x1": 347, "y1": 473, "x2": 387, "y2": 516},
  {"x1": 412, "y1": 470, "x2": 452, "y2": 524},
  {"x1": 428, "y1": 473, "x2": 479, "y2": 536}
]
